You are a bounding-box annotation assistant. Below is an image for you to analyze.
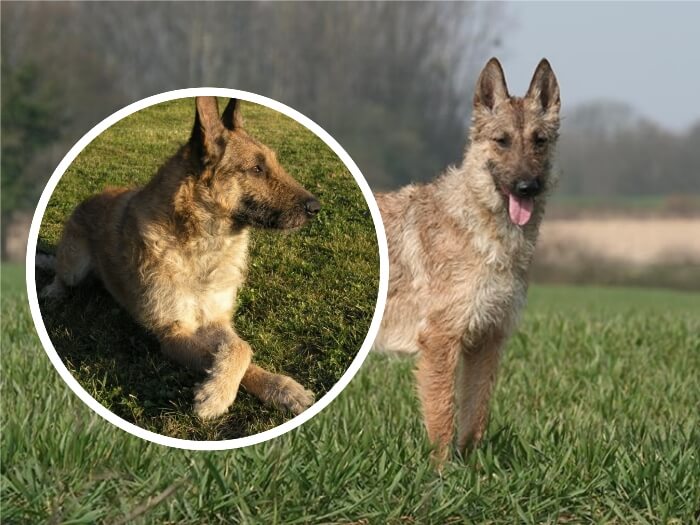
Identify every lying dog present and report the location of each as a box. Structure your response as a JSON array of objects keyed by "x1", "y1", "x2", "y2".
[{"x1": 40, "y1": 97, "x2": 320, "y2": 420}]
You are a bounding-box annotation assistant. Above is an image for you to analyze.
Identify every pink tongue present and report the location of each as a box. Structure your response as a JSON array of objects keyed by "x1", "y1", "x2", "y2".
[{"x1": 508, "y1": 194, "x2": 534, "y2": 226}]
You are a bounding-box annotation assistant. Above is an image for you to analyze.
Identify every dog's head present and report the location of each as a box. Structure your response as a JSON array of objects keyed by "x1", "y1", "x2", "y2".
[
  {"x1": 188, "y1": 97, "x2": 320, "y2": 230},
  {"x1": 469, "y1": 58, "x2": 560, "y2": 227}
]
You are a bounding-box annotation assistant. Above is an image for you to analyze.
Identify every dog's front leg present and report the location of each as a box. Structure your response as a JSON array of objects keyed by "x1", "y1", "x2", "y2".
[
  {"x1": 240, "y1": 364, "x2": 314, "y2": 415},
  {"x1": 159, "y1": 324, "x2": 252, "y2": 420},
  {"x1": 416, "y1": 324, "x2": 461, "y2": 464},
  {"x1": 193, "y1": 334, "x2": 253, "y2": 420},
  {"x1": 456, "y1": 332, "x2": 504, "y2": 454}
]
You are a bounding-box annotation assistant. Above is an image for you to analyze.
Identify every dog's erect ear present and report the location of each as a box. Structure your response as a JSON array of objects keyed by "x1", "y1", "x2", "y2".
[
  {"x1": 473, "y1": 57, "x2": 509, "y2": 111},
  {"x1": 526, "y1": 59, "x2": 560, "y2": 113},
  {"x1": 221, "y1": 98, "x2": 243, "y2": 131},
  {"x1": 191, "y1": 97, "x2": 225, "y2": 165}
]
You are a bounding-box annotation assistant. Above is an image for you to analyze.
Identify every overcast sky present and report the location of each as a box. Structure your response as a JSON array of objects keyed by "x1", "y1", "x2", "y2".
[{"x1": 499, "y1": 2, "x2": 700, "y2": 132}]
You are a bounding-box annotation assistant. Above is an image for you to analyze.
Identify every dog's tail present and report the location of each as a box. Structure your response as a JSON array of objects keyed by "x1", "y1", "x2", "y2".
[
  {"x1": 35, "y1": 252, "x2": 56, "y2": 272},
  {"x1": 36, "y1": 252, "x2": 65, "y2": 300}
]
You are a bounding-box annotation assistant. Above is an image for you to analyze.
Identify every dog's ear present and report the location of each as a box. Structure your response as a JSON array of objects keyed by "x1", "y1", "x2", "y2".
[
  {"x1": 221, "y1": 98, "x2": 244, "y2": 131},
  {"x1": 473, "y1": 57, "x2": 509, "y2": 111},
  {"x1": 190, "y1": 97, "x2": 225, "y2": 165},
  {"x1": 526, "y1": 59, "x2": 560, "y2": 113}
]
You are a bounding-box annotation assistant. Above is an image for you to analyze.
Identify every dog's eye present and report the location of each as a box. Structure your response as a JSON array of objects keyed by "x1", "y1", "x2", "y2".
[
  {"x1": 252, "y1": 165, "x2": 263, "y2": 174},
  {"x1": 494, "y1": 136, "x2": 510, "y2": 147},
  {"x1": 534, "y1": 135, "x2": 548, "y2": 147}
]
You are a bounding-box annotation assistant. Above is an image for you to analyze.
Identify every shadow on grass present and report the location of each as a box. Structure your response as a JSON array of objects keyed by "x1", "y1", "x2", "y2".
[{"x1": 35, "y1": 260, "x2": 295, "y2": 441}]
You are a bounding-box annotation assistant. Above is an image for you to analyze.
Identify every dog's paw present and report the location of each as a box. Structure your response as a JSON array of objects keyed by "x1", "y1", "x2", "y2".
[
  {"x1": 430, "y1": 445, "x2": 451, "y2": 472},
  {"x1": 39, "y1": 280, "x2": 65, "y2": 301},
  {"x1": 35, "y1": 253, "x2": 57, "y2": 271},
  {"x1": 267, "y1": 375, "x2": 315, "y2": 415},
  {"x1": 193, "y1": 377, "x2": 236, "y2": 420}
]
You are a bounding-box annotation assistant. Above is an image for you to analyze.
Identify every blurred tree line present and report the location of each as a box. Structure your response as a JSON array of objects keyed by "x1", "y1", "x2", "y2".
[
  {"x1": 557, "y1": 101, "x2": 700, "y2": 197},
  {"x1": 2, "y1": 2, "x2": 698, "y2": 221},
  {"x1": 1, "y1": 1, "x2": 502, "y2": 215}
]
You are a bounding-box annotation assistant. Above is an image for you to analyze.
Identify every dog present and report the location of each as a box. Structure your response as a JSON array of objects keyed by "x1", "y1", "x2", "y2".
[
  {"x1": 39, "y1": 97, "x2": 320, "y2": 420},
  {"x1": 374, "y1": 58, "x2": 560, "y2": 462}
]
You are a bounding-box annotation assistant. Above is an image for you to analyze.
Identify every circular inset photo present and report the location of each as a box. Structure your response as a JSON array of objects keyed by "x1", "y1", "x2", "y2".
[{"x1": 28, "y1": 90, "x2": 387, "y2": 449}]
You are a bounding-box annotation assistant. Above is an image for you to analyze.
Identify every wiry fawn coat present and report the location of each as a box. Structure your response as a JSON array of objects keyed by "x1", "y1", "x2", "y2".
[
  {"x1": 374, "y1": 58, "x2": 561, "y2": 462},
  {"x1": 42, "y1": 97, "x2": 321, "y2": 420}
]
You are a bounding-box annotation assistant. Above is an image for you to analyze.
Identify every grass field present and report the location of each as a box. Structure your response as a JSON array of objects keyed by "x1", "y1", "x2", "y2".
[
  {"x1": 547, "y1": 194, "x2": 700, "y2": 219},
  {"x1": 32, "y1": 98, "x2": 380, "y2": 440},
  {"x1": 532, "y1": 218, "x2": 700, "y2": 291},
  {"x1": 3, "y1": 266, "x2": 699, "y2": 524}
]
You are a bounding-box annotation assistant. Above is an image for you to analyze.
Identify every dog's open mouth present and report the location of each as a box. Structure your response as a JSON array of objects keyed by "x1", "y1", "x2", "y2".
[
  {"x1": 489, "y1": 168, "x2": 537, "y2": 227},
  {"x1": 507, "y1": 193, "x2": 534, "y2": 226},
  {"x1": 498, "y1": 185, "x2": 534, "y2": 227}
]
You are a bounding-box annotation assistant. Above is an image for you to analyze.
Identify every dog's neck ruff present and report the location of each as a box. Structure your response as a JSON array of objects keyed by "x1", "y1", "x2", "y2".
[{"x1": 433, "y1": 160, "x2": 543, "y2": 272}]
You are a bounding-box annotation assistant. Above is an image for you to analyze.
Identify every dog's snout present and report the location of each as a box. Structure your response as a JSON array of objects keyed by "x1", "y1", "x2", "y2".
[
  {"x1": 514, "y1": 178, "x2": 542, "y2": 198},
  {"x1": 304, "y1": 198, "x2": 321, "y2": 217}
]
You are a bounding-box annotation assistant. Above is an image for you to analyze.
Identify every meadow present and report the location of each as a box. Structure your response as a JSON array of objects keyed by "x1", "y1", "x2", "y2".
[
  {"x1": 32, "y1": 98, "x2": 380, "y2": 440},
  {"x1": 3, "y1": 263, "x2": 699, "y2": 524},
  {"x1": 546, "y1": 194, "x2": 700, "y2": 219},
  {"x1": 532, "y1": 215, "x2": 700, "y2": 292}
]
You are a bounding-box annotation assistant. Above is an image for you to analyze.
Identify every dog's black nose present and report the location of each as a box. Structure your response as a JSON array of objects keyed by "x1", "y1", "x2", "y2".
[
  {"x1": 304, "y1": 198, "x2": 321, "y2": 217},
  {"x1": 514, "y1": 178, "x2": 542, "y2": 198}
]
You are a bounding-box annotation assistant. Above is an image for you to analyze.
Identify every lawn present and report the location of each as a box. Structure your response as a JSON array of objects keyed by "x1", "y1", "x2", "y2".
[
  {"x1": 2, "y1": 277, "x2": 699, "y2": 524},
  {"x1": 32, "y1": 98, "x2": 380, "y2": 440},
  {"x1": 547, "y1": 194, "x2": 700, "y2": 217}
]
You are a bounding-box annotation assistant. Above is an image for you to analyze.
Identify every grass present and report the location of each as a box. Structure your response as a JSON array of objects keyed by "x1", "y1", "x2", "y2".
[
  {"x1": 550, "y1": 194, "x2": 672, "y2": 210},
  {"x1": 547, "y1": 194, "x2": 700, "y2": 218},
  {"x1": 3, "y1": 274, "x2": 699, "y2": 524},
  {"x1": 1, "y1": 263, "x2": 24, "y2": 296},
  {"x1": 528, "y1": 284, "x2": 700, "y2": 314},
  {"x1": 532, "y1": 259, "x2": 700, "y2": 292},
  {"x1": 32, "y1": 98, "x2": 380, "y2": 440}
]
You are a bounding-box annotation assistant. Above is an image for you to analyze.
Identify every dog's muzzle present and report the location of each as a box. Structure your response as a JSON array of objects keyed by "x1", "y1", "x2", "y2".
[
  {"x1": 513, "y1": 177, "x2": 543, "y2": 198},
  {"x1": 304, "y1": 198, "x2": 321, "y2": 217}
]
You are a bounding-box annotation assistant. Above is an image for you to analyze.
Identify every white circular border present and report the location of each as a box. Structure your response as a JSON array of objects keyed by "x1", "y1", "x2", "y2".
[{"x1": 26, "y1": 88, "x2": 389, "y2": 451}]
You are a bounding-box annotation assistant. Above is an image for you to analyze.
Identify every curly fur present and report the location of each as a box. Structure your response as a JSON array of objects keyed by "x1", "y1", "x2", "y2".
[
  {"x1": 41, "y1": 97, "x2": 320, "y2": 420},
  {"x1": 374, "y1": 58, "x2": 561, "y2": 463}
]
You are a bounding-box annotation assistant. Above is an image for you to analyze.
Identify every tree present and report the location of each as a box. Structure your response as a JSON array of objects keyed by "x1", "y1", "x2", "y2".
[
  {"x1": 556, "y1": 100, "x2": 700, "y2": 197},
  {"x1": 1, "y1": 62, "x2": 64, "y2": 212},
  {"x1": 1, "y1": 2, "x2": 506, "y2": 213}
]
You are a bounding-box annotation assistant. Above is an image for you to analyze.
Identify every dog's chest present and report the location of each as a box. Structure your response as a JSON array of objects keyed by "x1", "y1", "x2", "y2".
[
  {"x1": 144, "y1": 235, "x2": 249, "y2": 328},
  {"x1": 378, "y1": 235, "x2": 528, "y2": 353},
  {"x1": 458, "y1": 267, "x2": 526, "y2": 341},
  {"x1": 190, "y1": 243, "x2": 247, "y2": 318}
]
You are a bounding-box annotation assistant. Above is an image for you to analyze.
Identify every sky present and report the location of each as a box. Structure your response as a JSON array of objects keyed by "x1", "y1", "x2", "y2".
[{"x1": 499, "y1": 2, "x2": 700, "y2": 132}]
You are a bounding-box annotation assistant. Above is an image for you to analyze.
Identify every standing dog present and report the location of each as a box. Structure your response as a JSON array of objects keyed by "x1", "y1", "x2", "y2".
[
  {"x1": 40, "y1": 97, "x2": 320, "y2": 420},
  {"x1": 374, "y1": 58, "x2": 560, "y2": 461}
]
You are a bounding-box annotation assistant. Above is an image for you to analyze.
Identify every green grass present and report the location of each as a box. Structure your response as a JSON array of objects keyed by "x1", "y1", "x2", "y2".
[
  {"x1": 528, "y1": 284, "x2": 700, "y2": 315},
  {"x1": 1, "y1": 263, "x2": 24, "y2": 297},
  {"x1": 531, "y1": 259, "x2": 700, "y2": 292},
  {"x1": 33, "y1": 98, "x2": 379, "y2": 440},
  {"x1": 547, "y1": 194, "x2": 700, "y2": 218},
  {"x1": 3, "y1": 281, "x2": 699, "y2": 524},
  {"x1": 550, "y1": 194, "x2": 671, "y2": 210}
]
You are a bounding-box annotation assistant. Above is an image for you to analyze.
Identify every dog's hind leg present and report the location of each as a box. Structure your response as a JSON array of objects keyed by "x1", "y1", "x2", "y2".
[
  {"x1": 41, "y1": 218, "x2": 92, "y2": 300},
  {"x1": 159, "y1": 324, "x2": 252, "y2": 420},
  {"x1": 456, "y1": 332, "x2": 504, "y2": 454},
  {"x1": 240, "y1": 364, "x2": 314, "y2": 415},
  {"x1": 415, "y1": 322, "x2": 461, "y2": 465}
]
